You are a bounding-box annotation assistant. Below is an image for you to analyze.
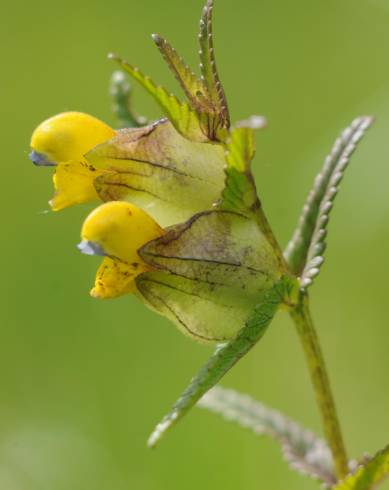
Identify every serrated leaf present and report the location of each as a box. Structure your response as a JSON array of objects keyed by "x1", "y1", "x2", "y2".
[
  {"x1": 219, "y1": 126, "x2": 260, "y2": 217},
  {"x1": 109, "y1": 53, "x2": 208, "y2": 143},
  {"x1": 151, "y1": 34, "x2": 212, "y2": 113},
  {"x1": 198, "y1": 0, "x2": 230, "y2": 131},
  {"x1": 150, "y1": 34, "x2": 223, "y2": 142},
  {"x1": 147, "y1": 276, "x2": 290, "y2": 448},
  {"x1": 334, "y1": 445, "x2": 389, "y2": 490},
  {"x1": 284, "y1": 117, "x2": 373, "y2": 287},
  {"x1": 198, "y1": 386, "x2": 336, "y2": 486}
]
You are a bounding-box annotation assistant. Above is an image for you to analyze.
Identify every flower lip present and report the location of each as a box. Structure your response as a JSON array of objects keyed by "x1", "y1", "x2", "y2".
[
  {"x1": 29, "y1": 150, "x2": 56, "y2": 167},
  {"x1": 77, "y1": 240, "x2": 106, "y2": 257}
]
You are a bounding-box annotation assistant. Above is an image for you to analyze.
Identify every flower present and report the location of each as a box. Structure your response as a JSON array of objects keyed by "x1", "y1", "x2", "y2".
[
  {"x1": 78, "y1": 199, "x2": 282, "y2": 343},
  {"x1": 78, "y1": 201, "x2": 164, "y2": 298},
  {"x1": 30, "y1": 112, "x2": 116, "y2": 210},
  {"x1": 29, "y1": 0, "x2": 287, "y2": 343},
  {"x1": 27, "y1": 0, "x2": 306, "y2": 452}
]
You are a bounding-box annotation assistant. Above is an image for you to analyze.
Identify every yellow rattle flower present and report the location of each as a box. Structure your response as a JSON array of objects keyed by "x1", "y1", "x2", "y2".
[
  {"x1": 30, "y1": 111, "x2": 116, "y2": 210},
  {"x1": 78, "y1": 201, "x2": 164, "y2": 298}
]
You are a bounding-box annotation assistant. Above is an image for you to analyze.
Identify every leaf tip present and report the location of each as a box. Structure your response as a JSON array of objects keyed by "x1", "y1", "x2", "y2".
[
  {"x1": 147, "y1": 415, "x2": 176, "y2": 448},
  {"x1": 361, "y1": 115, "x2": 375, "y2": 124},
  {"x1": 110, "y1": 69, "x2": 126, "y2": 85},
  {"x1": 204, "y1": 0, "x2": 214, "y2": 13},
  {"x1": 151, "y1": 33, "x2": 162, "y2": 46},
  {"x1": 108, "y1": 52, "x2": 120, "y2": 62}
]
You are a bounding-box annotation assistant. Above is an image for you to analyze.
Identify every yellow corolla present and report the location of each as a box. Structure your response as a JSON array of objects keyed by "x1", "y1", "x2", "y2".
[
  {"x1": 30, "y1": 112, "x2": 116, "y2": 210},
  {"x1": 78, "y1": 201, "x2": 164, "y2": 299}
]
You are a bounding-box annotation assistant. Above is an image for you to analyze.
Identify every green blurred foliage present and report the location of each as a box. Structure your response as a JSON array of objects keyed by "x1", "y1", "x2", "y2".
[{"x1": 1, "y1": 0, "x2": 389, "y2": 488}]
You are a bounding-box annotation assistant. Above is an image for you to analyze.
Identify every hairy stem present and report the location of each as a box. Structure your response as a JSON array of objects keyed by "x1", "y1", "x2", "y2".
[{"x1": 290, "y1": 293, "x2": 348, "y2": 479}]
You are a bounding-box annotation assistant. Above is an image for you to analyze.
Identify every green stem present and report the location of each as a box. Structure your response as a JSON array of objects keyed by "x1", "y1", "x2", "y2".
[{"x1": 290, "y1": 293, "x2": 349, "y2": 479}]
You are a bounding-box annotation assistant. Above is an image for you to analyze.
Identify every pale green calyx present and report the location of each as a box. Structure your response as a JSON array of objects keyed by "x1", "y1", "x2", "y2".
[
  {"x1": 86, "y1": 118, "x2": 226, "y2": 227},
  {"x1": 137, "y1": 209, "x2": 282, "y2": 342}
]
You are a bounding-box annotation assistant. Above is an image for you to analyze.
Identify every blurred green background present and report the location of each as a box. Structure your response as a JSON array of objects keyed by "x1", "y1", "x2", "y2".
[{"x1": 2, "y1": 0, "x2": 389, "y2": 488}]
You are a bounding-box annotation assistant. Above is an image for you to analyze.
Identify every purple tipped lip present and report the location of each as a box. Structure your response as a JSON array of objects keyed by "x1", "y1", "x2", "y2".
[
  {"x1": 77, "y1": 240, "x2": 106, "y2": 257},
  {"x1": 29, "y1": 150, "x2": 56, "y2": 167}
]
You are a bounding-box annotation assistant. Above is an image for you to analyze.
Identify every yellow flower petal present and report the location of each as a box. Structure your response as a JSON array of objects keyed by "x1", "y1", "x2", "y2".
[
  {"x1": 91, "y1": 257, "x2": 138, "y2": 299},
  {"x1": 50, "y1": 161, "x2": 109, "y2": 211},
  {"x1": 30, "y1": 112, "x2": 116, "y2": 211},
  {"x1": 31, "y1": 112, "x2": 116, "y2": 164},
  {"x1": 80, "y1": 201, "x2": 164, "y2": 298}
]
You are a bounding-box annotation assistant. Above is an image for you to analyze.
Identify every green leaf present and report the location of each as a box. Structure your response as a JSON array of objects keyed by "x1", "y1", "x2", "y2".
[
  {"x1": 219, "y1": 126, "x2": 260, "y2": 217},
  {"x1": 198, "y1": 0, "x2": 230, "y2": 132},
  {"x1": 110, "y1": 0, "x2": 230, "y2": 142},
  {"x1": 151, "y1": 34, "x2": 212, "y2": 114},
  {"x1": 148, "y1": 277, "x2": 289, "y2": 447},
  {"x1": 284, "y1": 117, "x2": 373, "y2": 287},
  {"x1": 109, "y1": 53, "x2": 208, "y2": 143},
  {"x1": 150, "y1": 2, "x2": 230, "y2": 143},
  {"x1": 109, "y1": 71, "x2": 147, "y2": 128},
  {"x1": 198, "y1": 386, "x2": 336, "y2": 486},
  {"x1": 146, "y1": 276, "x2": 291, "y2": 448},
  {"x1": 334, "y1": 445, "x2": 389, "y2": 490}
]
